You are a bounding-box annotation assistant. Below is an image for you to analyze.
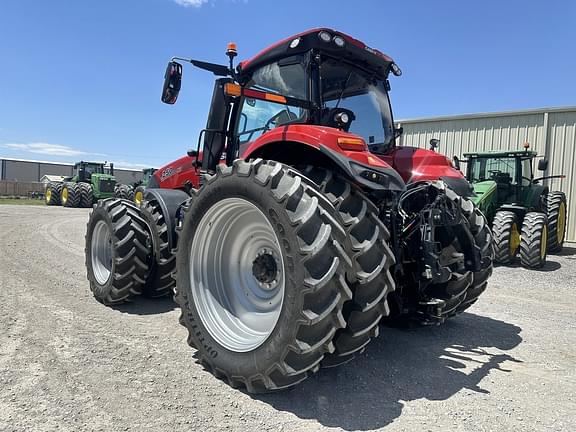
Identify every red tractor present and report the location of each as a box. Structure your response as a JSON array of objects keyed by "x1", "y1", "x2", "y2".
[{"x1": 85, "y1": 29, "x2": 493, "y2": 392}]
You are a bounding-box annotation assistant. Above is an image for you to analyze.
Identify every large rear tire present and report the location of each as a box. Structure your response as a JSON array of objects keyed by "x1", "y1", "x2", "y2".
[
  {"x1": 174, "y1": 160, "x2": 352, "y2": 393},
  {"x1": 45, "y1": 182, "x2": 62, "y2": 206},
  {"x1": 61, "y1": 183, "x2": 81, "y2": 208},
  {"x1": 492, "y1": 210, "x2": 520, "y2": 264},
  {"x1": 301, "y1": 166, "x2": 395, "y2": 367},
  {"x1": 140, "y1": 198, "x2": 176, "y2": 298},
  {"x1": 519, "y1": 212, "x2": 548, "y2": 269},
  {"x1": 547, "y1": 192, "x2": 567, "y2": 253},
  {"x1": 85, "y1": 199, "x2": 151, "y2": 304}
]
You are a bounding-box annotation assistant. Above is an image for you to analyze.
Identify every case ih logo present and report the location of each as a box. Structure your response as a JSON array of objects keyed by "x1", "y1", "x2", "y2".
[{"x1": 160, "y1": 167, "x2": 175, "y2": 181}]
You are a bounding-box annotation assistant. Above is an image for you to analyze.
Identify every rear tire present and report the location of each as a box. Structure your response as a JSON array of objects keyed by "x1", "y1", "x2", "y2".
[
  {"x1": 301, "y1": 166, "x2": 395, "y2": 367},
  {"x1": 62, "y1": 183, "x2": 81, "y2": 208},
  {"x1": 140, "y1": 199, "x2": 176, "y2": 298},
  {"x1": 492, "y1": 210, "x2": 520, "y2": 264},
  {"x1": 174, "y1": 159, "x2": 352, "y2": 393},
  {"x1": 79, "y1": 183, "x2": 94, "y2": 208},
  {"x1": 520, "y1": 212, "x2": 548, "y2": 269},
  {"x1": 85, "y1": 199, "x2": 151, "y2": 304},
  {"x1": 45, "y1": 182, "x2": 62, "y2": 205},
  {"x1": 115, "y1": 184, "x2": 134, "y2": 200},
  {"x1": 547, "y1": 192, "x2": 567, "y2": 253}
]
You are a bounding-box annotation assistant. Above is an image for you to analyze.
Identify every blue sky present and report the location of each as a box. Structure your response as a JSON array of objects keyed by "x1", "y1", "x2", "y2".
[{"x1": 0, "y1": 0, "x2": 574, "y2": 168}]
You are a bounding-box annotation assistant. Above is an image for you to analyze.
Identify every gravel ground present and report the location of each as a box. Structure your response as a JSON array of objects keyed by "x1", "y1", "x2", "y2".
[{"x1": 0, "y1": 204, "x2": 575, "y2": 432}]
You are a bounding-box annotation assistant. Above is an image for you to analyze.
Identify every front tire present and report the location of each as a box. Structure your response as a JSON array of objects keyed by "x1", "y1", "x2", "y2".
[
  {"x1": 85, "y1": 199, "x2": 151, "y2": 304},
  {"x1": 175, "y1": 160, "x2": 352, "y2": 393},
  {"x1": 140, "y1": 198, "x2": 176, "y2": 298},
  {"x1": 520, "y1": 212, "x2": 548, "y2": 269},
  {"x1": 492, "y1": 210, "x2": 521, "y2": 264},
  {"x1": 547, "y1": 192, "x2": 567, "y2": 253}
]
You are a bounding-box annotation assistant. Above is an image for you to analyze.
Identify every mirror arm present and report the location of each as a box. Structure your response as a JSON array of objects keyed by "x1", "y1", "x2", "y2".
[
  {"x1": 172, "y1": 57, "x2": 230, "y2": 77},
  {"x1": 532, "y1": 174, "x2": 566, "y2": 184}
]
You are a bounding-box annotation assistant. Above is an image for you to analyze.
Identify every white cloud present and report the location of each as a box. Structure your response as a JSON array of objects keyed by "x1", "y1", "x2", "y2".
[
  {"x1": 113, "y1": 161, "x2": 156, "y2": 170},
  {"x1": 1, "y1": 142, "x2": 105, "y2": 157},
  {"x1": 174, "y1": 0, "x2": 208, "y2": 7}
]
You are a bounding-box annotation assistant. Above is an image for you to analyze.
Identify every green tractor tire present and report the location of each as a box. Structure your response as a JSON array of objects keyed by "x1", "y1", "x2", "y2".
[
  {"x1": 114, "y1": 184, "x2": 134, "y2": 200},
  {"x1": 519, "y1": 212, "x2": 548, "y2": 269},
  {"x1": 61, "y1": 183, "x2": 81, "y2": 208},
  {"x1": 492, "y1": 210, "x2": 521, "y2": 265},
  {"x1": 45, "y1": 182, "x2": 63, "y2": 206},
  {"x1": 547, "y1": 192, "x2": 567, "y2": 253},
  {"x1": 79, "y1": 183, "x2": 95, "y2": 208}
]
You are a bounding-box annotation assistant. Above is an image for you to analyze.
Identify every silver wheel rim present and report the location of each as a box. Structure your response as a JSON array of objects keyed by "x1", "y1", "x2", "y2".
[
  {"x1": 91, "y1": 220, "x2": 113, "y2": 285},
  {"x1": 190, "y1": 197, "x2": 285, "y2": 352}
]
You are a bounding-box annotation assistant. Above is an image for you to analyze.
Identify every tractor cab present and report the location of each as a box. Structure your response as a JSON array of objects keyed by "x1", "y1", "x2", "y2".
[
  {"x1": 465, "y1": 150, "x2": 538, "y2": 205},
  {"x1": 74, "y1": 162, "x2": 106, "y2": 183},
  {"x1": 160, "y1": 28, "x2": 467, "y2": 194}
]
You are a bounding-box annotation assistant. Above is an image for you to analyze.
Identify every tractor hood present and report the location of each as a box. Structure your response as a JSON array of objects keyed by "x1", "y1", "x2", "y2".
[
  {"x1": 470, "y1": 180, "x2": 497, "y2": 208},
  {"x1": 92, "y1": 173, "x2": 115, "y2": 181},
  {"x1": 377, "y1": 146, "x2": 474, "y2": 197}
]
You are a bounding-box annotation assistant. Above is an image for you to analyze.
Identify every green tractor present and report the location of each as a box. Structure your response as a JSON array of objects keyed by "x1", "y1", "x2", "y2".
[
  {"x1": 45, "y1": 161, "x2": 117, "y2": 208},
  {"x1": 462, "y1": 147, "x2": 567, "y2": 268},
  {"x1": 133, "y1": 168, "x2": 157, "y2": 206}
]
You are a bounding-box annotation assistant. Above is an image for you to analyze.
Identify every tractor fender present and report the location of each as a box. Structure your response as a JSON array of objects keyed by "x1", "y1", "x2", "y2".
[
  {"x1": 378, "y1": 146, "x2": 473, "y2": 197},
  {"x1": 525, "y1": 184, "x2": 548, "y2": 211},
  {"x1": 151, "y1": 155, "x2": 200, "y2": 190},
  {"x1": 241, "y1": 125, "x2": 406, "y2": 192},
  {"x1": 143, "y1": 188, "x2": 190, "y2": 251}
]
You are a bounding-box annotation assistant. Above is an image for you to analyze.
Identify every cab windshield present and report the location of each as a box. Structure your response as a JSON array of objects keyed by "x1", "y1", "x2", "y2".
[
  {"x1": 235, "y1": 54, "x2": 395, "y2": 153},
  {"x1": 320, "y1": 58, "x2": 394, "y2": 152}
]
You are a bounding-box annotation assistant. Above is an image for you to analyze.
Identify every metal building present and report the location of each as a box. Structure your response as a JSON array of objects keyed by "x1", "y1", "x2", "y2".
[
  {"x1": 397, "y1": 106, "x2": 576, "y2": 242},
  {"x1": 0, "y1": 157, "x2": 149, "y2": 185}
]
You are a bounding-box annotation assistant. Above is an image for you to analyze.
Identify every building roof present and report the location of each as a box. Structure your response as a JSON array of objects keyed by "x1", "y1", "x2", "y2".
[
  {"x1": 396, "y1": 106, "x2": 576, "y2": 124},
  {"x1": 0, "y1": 156, "x2": 146, "y2": 172},
  {"x1": 40, "y1": 174, "x2": 67, "y2": 182}
]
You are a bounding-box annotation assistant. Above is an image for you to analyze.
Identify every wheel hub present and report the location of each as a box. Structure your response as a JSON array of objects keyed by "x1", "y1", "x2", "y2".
[{"x1": 252, "y1": 248, "x2": 281, "y2": 290}]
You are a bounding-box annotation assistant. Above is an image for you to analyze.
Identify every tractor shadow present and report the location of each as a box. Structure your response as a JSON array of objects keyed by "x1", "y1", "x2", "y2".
[
  {"x1": 256, "y1": 313, "x2": 522, "y2": 431},
  {"x1": 112, "y1": 296, "x2": 178, "y2": 315},
  {"x1": 496, "y1": 259, "x2": 562, "y2": 272},
  {"x1": 554, "y1": 245, "x2": 576, "y2": 257}
]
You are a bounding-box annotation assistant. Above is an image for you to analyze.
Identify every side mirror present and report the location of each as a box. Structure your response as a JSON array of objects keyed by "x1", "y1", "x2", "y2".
[
  {"x1": 394, "y1": 127, "x2": 403, "y2": 139},
  {"x1": 453, "y1": 156, "x2": 461, "y2": 171},
  {"x1": 538, "y1": 159, "x2": 548, "y2": 171},
  {"x1": 187, "y1": 149, "x2": 198, "y2": 157},
  {"x1": 429, "y1": 138, "x2": 439, "y2": 151},
  {"x1": 161, "y1": 61, "x2": 183, "y2": 104}
]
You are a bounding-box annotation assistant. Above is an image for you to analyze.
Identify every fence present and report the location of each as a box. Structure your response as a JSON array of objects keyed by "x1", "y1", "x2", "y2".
[{"x1": 0, "y1": 180, "x2": 45, "y2": 197}]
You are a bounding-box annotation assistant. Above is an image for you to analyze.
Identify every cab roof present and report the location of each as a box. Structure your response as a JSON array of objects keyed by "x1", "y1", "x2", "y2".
[
  {"x1": 238, "y1": 28, "x2": 396, "y2": 80},
  {"x1": 464, "y1": 150, "x2": 538, "y2": 158}
]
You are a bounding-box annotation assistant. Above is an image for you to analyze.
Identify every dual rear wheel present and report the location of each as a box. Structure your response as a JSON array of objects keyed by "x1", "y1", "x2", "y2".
[{"x1": 493, "y1": 210, "x2": 548, "y2": 269}]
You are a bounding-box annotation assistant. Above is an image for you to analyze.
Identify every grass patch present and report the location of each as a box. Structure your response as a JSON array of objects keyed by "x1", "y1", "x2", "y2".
[{"x1": 0, "y1": 198, "x2": 46, "y2": 206}]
